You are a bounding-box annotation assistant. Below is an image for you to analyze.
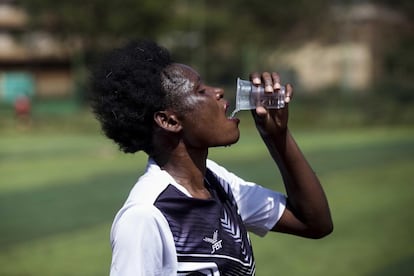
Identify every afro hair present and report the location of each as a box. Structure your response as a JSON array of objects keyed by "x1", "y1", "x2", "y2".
[{"x1": 90, "y1": 40, "x2": 173, "y2": 153}]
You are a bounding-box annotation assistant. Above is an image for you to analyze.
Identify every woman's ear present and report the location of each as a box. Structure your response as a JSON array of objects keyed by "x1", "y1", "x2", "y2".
[{"x1": 154, "y1": 111, "x2": 183, "y2": 133}]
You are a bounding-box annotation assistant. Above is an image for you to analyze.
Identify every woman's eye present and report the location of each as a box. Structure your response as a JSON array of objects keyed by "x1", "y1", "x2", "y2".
[{"x1": 198, "y1": 89, "x2": 206, "y2": 94}]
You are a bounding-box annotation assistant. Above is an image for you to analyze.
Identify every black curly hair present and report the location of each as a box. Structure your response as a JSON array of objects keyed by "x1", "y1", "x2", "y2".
[{"x1": 90, "y1": 40, "x2": 173, "y2": 154}]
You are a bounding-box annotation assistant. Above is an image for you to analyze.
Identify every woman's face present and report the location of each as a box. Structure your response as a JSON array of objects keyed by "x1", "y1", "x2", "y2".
[{"x1": 162, "y1": 63, "x2": 240, "y2": 148}]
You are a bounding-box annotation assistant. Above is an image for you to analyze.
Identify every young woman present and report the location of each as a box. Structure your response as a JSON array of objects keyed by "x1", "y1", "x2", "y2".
[{"x1": 90, "y1": 39, "x2": 333, "y2": 276}]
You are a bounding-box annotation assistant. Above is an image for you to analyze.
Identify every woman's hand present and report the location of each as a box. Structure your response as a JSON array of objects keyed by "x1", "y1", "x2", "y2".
[
  {"x1": 249, "y1": 72, "x2": 333, "y2": 239},
  {"x1": 249, "y1": 72, "x2": 293, "y2": 138}
]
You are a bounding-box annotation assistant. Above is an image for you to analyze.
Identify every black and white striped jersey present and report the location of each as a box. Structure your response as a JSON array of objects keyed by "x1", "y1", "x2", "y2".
[{"x1": 110, "y1": 158, "x2": 286, "y2": 276}]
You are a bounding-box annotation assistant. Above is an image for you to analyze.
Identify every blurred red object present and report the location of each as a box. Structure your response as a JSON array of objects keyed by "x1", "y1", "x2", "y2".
[{"x1": 14, "y1": 96, "x2": 31, "y2": 116}]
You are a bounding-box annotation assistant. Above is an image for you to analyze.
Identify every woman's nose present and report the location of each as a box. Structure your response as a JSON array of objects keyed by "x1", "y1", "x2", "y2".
[{"x1": 214, "y1": 88, "x2": 224, "y2": 100}]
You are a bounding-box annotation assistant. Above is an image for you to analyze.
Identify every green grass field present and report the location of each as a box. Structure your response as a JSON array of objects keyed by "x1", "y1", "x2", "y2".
[{"x1": 1, "y1": 115, "x2": 413, "y2": 276}]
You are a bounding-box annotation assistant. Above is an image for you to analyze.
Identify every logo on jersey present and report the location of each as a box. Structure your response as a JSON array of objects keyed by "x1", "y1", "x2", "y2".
[{"x1": 203, "y1": 230, "x2": 223, "y2": 254}]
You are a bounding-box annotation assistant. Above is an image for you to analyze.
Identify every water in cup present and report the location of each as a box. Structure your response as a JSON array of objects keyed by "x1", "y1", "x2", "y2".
[{"x1": 230, "y1": 78, "x2": 286, "y2": 117}]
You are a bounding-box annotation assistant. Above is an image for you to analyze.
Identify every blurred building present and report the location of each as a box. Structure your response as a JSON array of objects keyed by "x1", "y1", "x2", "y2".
[
  {"x1": 270, "y1": 2, "x2": 411, "y2": 92},
  {"x1": 0, "y1": 0, "x2": 74, "y2": 105}
]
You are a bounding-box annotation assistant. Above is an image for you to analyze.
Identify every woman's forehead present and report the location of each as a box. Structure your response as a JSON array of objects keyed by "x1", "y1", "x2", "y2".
[
  {"x1": 161, "y1": 63, "x2": 201, "y2": 97},
  {"x1": 169, "y1": 63, "x2": 201, "y2": 81}
]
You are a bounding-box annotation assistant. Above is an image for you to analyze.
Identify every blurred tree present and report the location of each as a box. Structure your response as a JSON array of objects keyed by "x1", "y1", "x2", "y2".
[
  {"x1": 21, "y1": 0, "x2": 332, "y2": 83},
  {"x1": 24, "y1": 0, "x2": 172, "y2": 36},
  {"x1": 23, "y1": 0, "x2": 173, "y2": 55},
  {"x1": 218, "y1": 0, "x2": 331, "y2": 81},
  {"x1": 369, "y1": 0, "x2": 414, "y2": 17},
  {"x1": 229, "y1": 0, "x2": 331, "y2": 44},
  {"x1": 167, "y1": 0, "x2": 332, "y2": 83}
]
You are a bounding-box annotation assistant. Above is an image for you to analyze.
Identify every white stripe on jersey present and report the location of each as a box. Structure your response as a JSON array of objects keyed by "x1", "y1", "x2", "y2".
[{"x1": 177, "y1": 262, "x2": 220, "y2": 276}]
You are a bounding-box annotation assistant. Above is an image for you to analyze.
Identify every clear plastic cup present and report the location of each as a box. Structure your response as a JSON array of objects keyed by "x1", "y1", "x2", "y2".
[{"x1": 230, "y1": 78, "x2": 285, "y2": 117}]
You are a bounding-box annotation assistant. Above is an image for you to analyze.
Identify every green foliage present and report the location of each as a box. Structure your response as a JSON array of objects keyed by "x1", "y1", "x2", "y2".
[
  {"x1": 229, "y1": 0, "x2": 330, "y2": 43},
  {"x1": 20, "y1": 0, "x2": 414, "y2": 92},
  {"x1": 23, "y1": 0, "x2": 172, "y2": 39},
  {"x1": 384, "y1": 35, "x2": 414, "y2": 84},
  {"x1": 374, "y1": 0, "x2": 414, "y2": 17},
  {"x1": 21, "y1": 0, "x2": 333, "y2": 82}
]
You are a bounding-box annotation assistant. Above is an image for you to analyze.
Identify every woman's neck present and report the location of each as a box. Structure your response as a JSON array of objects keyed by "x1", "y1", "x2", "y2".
[{"x1": 152, "y1": 144, "x2": 211, "y2": 199}]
